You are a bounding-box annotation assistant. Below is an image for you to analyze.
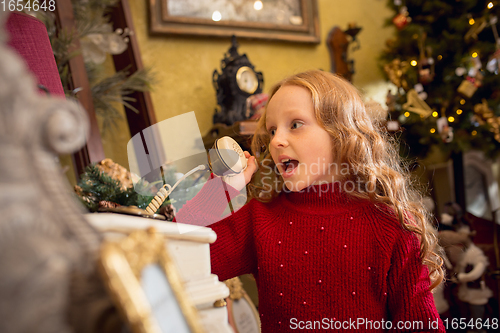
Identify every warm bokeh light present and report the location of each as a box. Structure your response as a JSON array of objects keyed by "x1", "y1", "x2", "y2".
[
  {"x1": 488, "y1": 2, "x2": 494, "y2": 9},
  {"x1": 456, "y1": 109, "x2": 463, "y2": 115},
  {"x1": 430, "y1": 128, "x2": 436, "y2": 134},
  {"x1": 437, "y1": 55, "x2": 443, "y2": 60},
  {"x1": 448, "y1": 116, "x2": 455, "y2": 122},
  {"x1": 410, "y1": 60, "x2": 417, "y2": 66},
  {"x1": 254, "y1": 1, "x2": 263, "y2": 10},
  {"x1": 212, "y1": 11, "x2": 222, "y2": 21},
  {"x1": 472, "y1": 130, "x2": 478, "y2": 136},
  {"x1": 404, "y1": 112, "x2": 410, "y2": 117},
  {"x1": 460, "y1": 99, "x2": 466, "y2": 105},
  {"x1": 469, "y1": 18, "x2": 475, "y2": 25},
  {"x1": 432, "y1": 111, "x2": 439, "y2": 117},
  {"x1": 472, "y1": 52, "x2": 478, "y2": 58}
]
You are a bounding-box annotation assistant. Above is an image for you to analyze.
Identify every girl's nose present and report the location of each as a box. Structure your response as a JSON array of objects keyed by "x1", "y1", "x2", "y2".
[{"x1": 270, "y1": 130, "x2": 288, "y2": 148}]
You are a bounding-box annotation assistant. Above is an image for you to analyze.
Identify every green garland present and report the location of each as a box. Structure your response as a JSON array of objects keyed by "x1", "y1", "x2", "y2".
[
  {"x1": 76, "y1": 164, "x2": 155, "y2": 212},
  {"x1": 76, "y1": 163, "x2": 207, "y2": 216}
]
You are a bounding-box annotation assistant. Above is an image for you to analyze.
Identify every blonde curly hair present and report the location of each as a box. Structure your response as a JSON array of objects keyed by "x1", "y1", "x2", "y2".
[{"x1": 250, "y1": 70, "x2": 443, "y2": 289}]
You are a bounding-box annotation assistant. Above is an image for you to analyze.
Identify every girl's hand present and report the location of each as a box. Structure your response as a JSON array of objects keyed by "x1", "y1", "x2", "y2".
[
  {"x1": 243, "y1": 151, "x2": 258, "y2": 183},
  {"x1": 222, "y1": 151, "x2": 258, "y2": 191}
]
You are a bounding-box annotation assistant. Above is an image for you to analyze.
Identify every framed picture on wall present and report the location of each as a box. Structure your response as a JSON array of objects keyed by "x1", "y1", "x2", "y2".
[
  {"x1": 149, "y1": 0, "x2": 320, "y2": 43},
  {"x1": 98, "y1": 227, "x2": 205, "y2": 333}
]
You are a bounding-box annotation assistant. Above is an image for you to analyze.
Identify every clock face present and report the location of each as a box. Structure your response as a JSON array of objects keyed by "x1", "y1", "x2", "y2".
[{"x1": 236, "y1": 66, "x2": 259, "y2": 94}]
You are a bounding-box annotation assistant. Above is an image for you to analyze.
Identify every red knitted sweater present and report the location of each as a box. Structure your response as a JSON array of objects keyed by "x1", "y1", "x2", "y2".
[{"x1": 175, "y1": 179, "x2": 445, "y2": 332}]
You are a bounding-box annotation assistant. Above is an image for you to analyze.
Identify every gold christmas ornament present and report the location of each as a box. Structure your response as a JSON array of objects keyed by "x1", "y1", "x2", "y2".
[
  {"x1": 402, "y1": 89, "x2": 433, "y2": 118},
  {"x1": 417, "y1": 33, "x2": 435, "y2": 84},
  {"x1": 384, "y1": 59, "x2": 410, "y2": 90},
  {"x1": 96, "y1": 158, "x2": 133, "y2": 190},
  {"x1": 458, "y1": 79, "x2": 479, "y2": 98},
  {"x1": 473, "y1": 99, "x2": 500, "y2": 142},
  {"x1": 465, "y1": 16, "x2": 488, "y2": 42}
]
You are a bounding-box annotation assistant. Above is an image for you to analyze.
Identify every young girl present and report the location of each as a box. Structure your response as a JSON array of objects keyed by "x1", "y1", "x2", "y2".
[{"x1": 175, "y1": 70, "x2": 445, "y2": 332}]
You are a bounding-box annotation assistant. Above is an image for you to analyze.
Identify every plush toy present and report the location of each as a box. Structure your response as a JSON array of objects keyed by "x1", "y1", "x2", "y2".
[
  {"x1": 440, "y1": 202, "x2": 470, "y2": 232},
  {"x1": 438, "y1": 229, "x2": 493, "y2": 333}
]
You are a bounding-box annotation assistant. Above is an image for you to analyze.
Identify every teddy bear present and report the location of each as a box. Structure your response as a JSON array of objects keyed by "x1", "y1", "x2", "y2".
[{"x1": 438, "y1": 228, "x2": 493, "y2": 333}]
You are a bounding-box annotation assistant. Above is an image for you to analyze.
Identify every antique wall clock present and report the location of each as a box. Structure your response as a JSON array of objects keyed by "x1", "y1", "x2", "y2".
[{"x1": 212, "y1": 36, "x2": 264, "y2": 126}]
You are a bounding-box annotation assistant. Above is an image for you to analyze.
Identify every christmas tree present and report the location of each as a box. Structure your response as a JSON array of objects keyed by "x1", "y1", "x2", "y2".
[{"x1": 381, "y1": 0, "x2": 500, "y2": 159}]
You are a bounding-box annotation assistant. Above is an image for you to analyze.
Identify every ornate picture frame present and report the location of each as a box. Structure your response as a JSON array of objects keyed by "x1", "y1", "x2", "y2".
[
  {"x1": 149, "y1": 0, "x2": 320, "y2": 43},
  {"x1": 98, "y1": 228, "x2": 205, "y2": 333},
  {"x1": 224, "y1": 277, "x2": 261, "y2": 333}
]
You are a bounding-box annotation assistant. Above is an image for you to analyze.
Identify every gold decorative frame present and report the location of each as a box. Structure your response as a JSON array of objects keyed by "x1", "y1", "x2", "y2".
[
  {"x1": 224, "y1": 277, "x2": 261, "y2": 333},
  {"x1": 98, "y1": 228, "x2": 205, "y2": 333},
  {"x1": 149, "y1": 0, "x2": 320, "y2": 43}
]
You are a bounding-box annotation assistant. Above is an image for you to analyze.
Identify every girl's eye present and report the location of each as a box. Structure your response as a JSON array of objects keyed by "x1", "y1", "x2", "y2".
[
  {"x1": 292, "y1": 122, "x2": 303, "y2": 129},
  {"x1": 268, "y1": 129, "x2": 276, "y2": 136}
]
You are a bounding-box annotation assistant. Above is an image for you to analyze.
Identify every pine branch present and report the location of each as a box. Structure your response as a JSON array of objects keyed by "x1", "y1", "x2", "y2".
[
  {"x1": 32, "y1": 0, "x2": 155, "y2": 135},
  {"x1": 77, "y1": 164, "x2": 124, "y2": 211},
  {"x1": 91, "y1": 68, "x2": 155, "y2": 129}
]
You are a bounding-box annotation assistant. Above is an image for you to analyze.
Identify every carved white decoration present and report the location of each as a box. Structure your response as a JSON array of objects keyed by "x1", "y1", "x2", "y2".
[{"x1": 0, "y1": 10, "x2": 119, "y2": 333}]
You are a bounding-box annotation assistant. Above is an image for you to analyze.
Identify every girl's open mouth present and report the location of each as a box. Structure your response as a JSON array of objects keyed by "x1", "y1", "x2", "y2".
[{"x1": 281, "y1": 158, "x2": 299, "y2": 177}]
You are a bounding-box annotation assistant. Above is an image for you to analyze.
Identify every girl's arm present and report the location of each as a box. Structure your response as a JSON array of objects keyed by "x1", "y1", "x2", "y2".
[
  {"x1": 386, "y1": 231, "x2": 446, "y2": 333},
  {"x1": 174, "y1": 153, "x2": 259, "y2": 280},
  {"x1": 173, "y1": 175, "x2": 241, "y2": 227},
  {"x1": 174, "y1": 152, "x2": 258, "y2": 227},
  {"x1": 208, "y1": 203, "x2": 258, "y2": 281}
]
